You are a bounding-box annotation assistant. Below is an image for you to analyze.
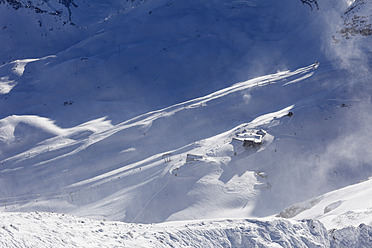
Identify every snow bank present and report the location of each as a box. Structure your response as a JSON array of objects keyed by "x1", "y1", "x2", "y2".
[{"x1": 0, "y1": 211, "x2": 370, "y2": 247}]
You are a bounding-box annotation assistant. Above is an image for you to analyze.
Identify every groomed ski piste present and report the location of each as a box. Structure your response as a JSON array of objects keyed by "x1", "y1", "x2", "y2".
[{"x1": 0, "y1": 0, "x2": 372, "y2": 247}]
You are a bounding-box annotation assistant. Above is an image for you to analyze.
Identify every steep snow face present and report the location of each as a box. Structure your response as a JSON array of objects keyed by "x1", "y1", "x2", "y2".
[{"x1": 0, "y1": 211, "x2": 370, "y2": 248}]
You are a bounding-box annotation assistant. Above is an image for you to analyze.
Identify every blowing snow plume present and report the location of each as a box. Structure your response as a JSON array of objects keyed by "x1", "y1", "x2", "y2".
[{"x1": 317, "y1": 0, "x2": 372, "y2": 185}]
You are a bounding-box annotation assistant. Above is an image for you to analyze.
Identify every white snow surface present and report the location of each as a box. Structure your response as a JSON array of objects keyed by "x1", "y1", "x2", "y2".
[
  {"x1": 0, "y1": 211, "x2": 371, "y2": 248},
  {"x1": 1, "y1": 0, "x2": 372, "y2": 246},
  {"x1": 279, "y1": 178, "x2": 372, "y2": 230}
]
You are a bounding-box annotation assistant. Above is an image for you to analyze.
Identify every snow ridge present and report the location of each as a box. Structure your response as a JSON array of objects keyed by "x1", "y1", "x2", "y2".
[{"x1": 0, "y1": 212, "x2": 370, "y2": 248}]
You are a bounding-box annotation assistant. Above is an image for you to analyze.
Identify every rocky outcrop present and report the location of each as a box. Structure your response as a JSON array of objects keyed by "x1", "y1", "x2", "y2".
[
  {"x1": 339, "y1": 0, "x2": 372, "y2": 39},
  {"x1": 0, "y1": 0, "x2": 76, "y2": 21}
]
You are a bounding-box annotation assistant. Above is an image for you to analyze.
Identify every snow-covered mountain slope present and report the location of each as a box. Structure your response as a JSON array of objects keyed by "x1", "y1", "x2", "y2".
[
  {"x1": 279, "y1": 177, "x2": 372, "y2": 230},
  {"x1": 2, "y1": 59, "x2": 371, "y2": 225},
  {"x1": 1, "y1": 63, "x2": 324, "y2": 223},
  {"x1": 0, "y1": 0, "x2": 353, "y2": 125},
  {"x1": 1, "y1": 211, "x2": 371, "y2": 248},
  {"x1": 0, "y1": 0, "x2": 372, "y2": 246}
]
